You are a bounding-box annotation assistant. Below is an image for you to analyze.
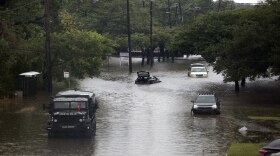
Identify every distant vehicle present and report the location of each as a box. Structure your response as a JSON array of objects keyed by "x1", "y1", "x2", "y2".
[
  {"x1": 188, "y1": 63, "x2": 208, "y2": 78},
  {"x1": 44, "y1": 90, "x2": 98, "y2": 138},
  {"x1": 135, "y1": 71, "x2": 161, "y2": 84},
  {"x1": 191, "y1": 93, "x2": 221, "y2": 114},
  {"x1": 187, "y1": 55, "x2": 205, "y2": 61},
  {"x1": 259, "y1": 139, "x2": 280, "y2": 156}
]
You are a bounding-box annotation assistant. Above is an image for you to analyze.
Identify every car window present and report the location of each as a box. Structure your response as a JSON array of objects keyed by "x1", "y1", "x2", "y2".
[
  {"x1": 195, "y1": 96, "x2": 216, "y2": 103},
  {"x1": 71, "y1": 102, "x2": 86, "y2": 109},
  {"x1": 191, "y1": 67, "x2": 206, "y2": 72},
  {"x1": 54, "y1": 102, "x2": 69, "y2": 109},
  {"x1": 54, "y1": 101, "x2": 86, "y2": 109}
]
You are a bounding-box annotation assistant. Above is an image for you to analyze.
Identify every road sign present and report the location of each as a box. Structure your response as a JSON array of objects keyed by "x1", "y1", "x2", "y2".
[{"x1": 64, "y1": 72, "x2": 69, "y2": 78}]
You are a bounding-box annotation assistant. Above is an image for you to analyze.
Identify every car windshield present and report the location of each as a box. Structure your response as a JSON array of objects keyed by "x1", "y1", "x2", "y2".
[
  {"x1": 195, "y1": 96, "x2": 216, "y2": 103},
  {"x1": 265, "y1": 139, "x2": 280, "y2": 149},
  {"x1": 54, "y1": 101, "x2": 86, "y2": 110},
  {"x1": 191, "y1": 67, "x2": 206, "y2": 72}
]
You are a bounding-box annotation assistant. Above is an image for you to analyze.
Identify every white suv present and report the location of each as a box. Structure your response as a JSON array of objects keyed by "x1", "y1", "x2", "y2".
[{"x1": 188, "y1": 63, "x2": 208, "y2": 78}]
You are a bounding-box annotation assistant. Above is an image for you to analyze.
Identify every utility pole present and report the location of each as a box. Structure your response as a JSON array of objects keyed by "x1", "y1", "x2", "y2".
[
  {"x1": 127, "y1": 0, "x2": 132, "y2": 73},
  {"x1": 150, "y1": 0, "x2": 154, "y2": 67},
  {"x1": 178, "y1": 0, "x2": 183, "y2": 22},
  {"x1": 175, "y1": 4, "x2": 178, "y2": 25},
  {"x1": 44, "y1": 0, "x2": 52, "y2": 93},
  {"x1": 167, "y1": 0, "x2": 171, "y2": 28},
  {"x1": 218, "y1": 0, "x2": 221, "y2": 12}
]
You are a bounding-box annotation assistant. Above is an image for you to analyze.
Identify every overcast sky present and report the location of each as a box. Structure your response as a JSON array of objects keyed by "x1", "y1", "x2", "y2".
[{"x1": 234, "y1": 0, "x2": 262, "y2": 3}]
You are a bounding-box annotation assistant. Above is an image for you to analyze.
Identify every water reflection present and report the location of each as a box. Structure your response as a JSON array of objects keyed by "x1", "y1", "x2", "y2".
[{"x1": 0, "y1": 58, "x2": 279, "y2": 155}]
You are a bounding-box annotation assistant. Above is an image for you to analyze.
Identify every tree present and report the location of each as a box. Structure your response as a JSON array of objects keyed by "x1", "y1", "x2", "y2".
[{"x1": 174, "y1": 1, "x2": 280, "y2": 90}]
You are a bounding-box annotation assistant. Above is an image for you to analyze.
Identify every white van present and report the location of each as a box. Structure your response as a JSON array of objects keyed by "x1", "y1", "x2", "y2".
[{"x1": 187, "y1": 63, "x2": 208, "y2": 78}]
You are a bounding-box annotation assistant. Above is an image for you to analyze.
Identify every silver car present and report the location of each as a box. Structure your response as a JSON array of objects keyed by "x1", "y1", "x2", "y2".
[{"x1": 191, "y1": 94, "x2": 221, "y2": 114}]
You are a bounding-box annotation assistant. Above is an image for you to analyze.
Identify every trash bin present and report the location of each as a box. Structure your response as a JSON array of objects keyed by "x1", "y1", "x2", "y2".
[{"x1": 17, "y1": 71, "x2": 40, "y2": 96}]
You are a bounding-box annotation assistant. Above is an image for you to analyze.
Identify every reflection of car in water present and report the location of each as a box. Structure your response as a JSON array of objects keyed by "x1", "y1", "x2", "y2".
[
  {"x1": 135, "y1": 71, "x2": 161, "y2": 84},
  {"x1": 188, "y1": 63, "x2": 208, "y2": 78},
  {"x1": 44, "y1": 90, "x2": 98, "y2": 138},
  {"x1": 191, "y1": 93, "x2": 221, "y2": 115},
  {"x1": 259, "y1": 139, "x2": 280, "y2": 156}
]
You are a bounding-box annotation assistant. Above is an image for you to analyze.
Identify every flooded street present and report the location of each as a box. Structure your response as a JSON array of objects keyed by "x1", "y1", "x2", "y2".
[{"x1": 1, "y1": 58, "x2": 280, "y2": 156}]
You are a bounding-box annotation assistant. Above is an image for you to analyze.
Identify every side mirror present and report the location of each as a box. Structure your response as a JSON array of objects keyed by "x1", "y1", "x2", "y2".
[{"x1": 191, "y1": 100, "x2": 194, "y2": 103}]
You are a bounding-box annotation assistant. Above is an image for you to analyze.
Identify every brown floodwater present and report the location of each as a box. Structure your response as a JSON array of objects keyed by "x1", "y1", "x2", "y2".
[{"x1": 0, "y1": 57, "x2": 280, "y2": 156}]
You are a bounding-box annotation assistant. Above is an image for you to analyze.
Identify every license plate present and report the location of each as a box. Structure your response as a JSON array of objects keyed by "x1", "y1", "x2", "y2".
[{"x1": 62, "y1": 125, "x2": 75, "y2": 128}]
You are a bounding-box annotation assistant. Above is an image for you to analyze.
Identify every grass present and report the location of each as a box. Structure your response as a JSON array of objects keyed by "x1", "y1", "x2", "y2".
[
  {"x1": 248, "y1": 116, "x2": 280, "y2": 121},
  {"x1": 16, "y1": 106, "x2": 36, "y2": 113},
  {"x1": 276, "y1": 122, "x2": 280, "y2": 129},
  {"x1": 227, "y1": 143, "x2": 263, "y2": 156}
]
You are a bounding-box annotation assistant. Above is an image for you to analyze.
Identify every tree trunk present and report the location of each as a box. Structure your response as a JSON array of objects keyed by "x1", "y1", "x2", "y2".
[
  {"x1": 141, "y1": 49, "x2": 145, "y2": 66},
  {"x1": 241, "y1": 78, "x2": 246, "y2": 87},
  {"x1": 150, "y1": 47, "x2": 154, "y2": 67},
  {"x1": 166, "y1": 51, "x2": 170, "y2": 60},
  {"x1": 235, "y1": 80, "x2": 239, "y2": 91},
  {"x1": 163, "y1": 50, "x2": 165, "y2": 62},
  {"x1": 159, "y1": 41, "x2": 165, "y2": 62},
  {"x1": 146, "y1": 48, "x2": 150, "y2": 65}
]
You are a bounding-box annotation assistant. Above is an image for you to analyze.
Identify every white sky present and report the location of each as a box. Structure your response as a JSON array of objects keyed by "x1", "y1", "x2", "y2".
[{"x1": 234, "y1": 0, "x2": 264, "y2": 3}]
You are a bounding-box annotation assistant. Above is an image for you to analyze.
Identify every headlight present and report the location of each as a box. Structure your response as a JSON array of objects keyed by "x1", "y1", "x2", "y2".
[
  {"x1": 212, "y1": 105, "x2": 217, "y2": 109},
  {"x1": 79, "y1": 119, "x2": 83, "y2": 122},
  {"x1": 54, "y1": 119, "x2": 58, "y2": 122},
  {"x1": 193, "y1": 105, "x2": 198, "y2": 109}
]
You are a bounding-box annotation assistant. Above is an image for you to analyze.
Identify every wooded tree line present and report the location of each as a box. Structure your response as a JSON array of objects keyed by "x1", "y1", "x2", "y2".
[
  {"x1": 174, "y1": 0, "x2": 280, "y2": 90},
  {"x1": 0, "y1": 0, "x2": 279, "y2": 95}
]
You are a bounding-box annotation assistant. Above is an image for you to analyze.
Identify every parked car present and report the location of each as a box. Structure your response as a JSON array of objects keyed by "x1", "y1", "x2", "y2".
[
  {"x1": 191, "y1": 93, "x2": 221, "y2": 114},
  {"x1": 187, "y1": 63, "x2": 208, "y2": 78},
  {"x1": 259, "y1": 139, "x2": 280, "y2": 156},
  {"x1": 135, "y1": 71, "x2": 161, "y2": 84}
]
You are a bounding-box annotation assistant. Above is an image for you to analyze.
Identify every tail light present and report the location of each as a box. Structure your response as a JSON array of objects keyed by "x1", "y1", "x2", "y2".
[{"x1": 259, "y1": 149, "x2": 268, "y2": 155}]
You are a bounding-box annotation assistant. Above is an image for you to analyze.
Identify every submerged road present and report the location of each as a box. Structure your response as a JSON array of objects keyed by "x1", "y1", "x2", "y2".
[{"x1": 0, "y1": 58, "x2": 280, "y2": 155}]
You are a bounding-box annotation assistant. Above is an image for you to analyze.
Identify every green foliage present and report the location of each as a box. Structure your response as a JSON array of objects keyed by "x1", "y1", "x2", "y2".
[
  {"x1": 0, "y1": 0, "x2": 117, "y2": 95},
  {"x1": 1, "y1": 0, "x2": 279, "y2": 95},
  {"x1": 174, "y1": 1, "x2": 280, "y2": 82},
  {"x1": 131, "y1": 33, "x2": 149, "y2": 50},
  {"x1": 51, "y1": 29, "x2": 116, "y2": 80}
]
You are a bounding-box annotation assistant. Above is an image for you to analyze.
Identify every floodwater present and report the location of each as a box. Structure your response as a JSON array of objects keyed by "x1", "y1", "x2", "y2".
[{"x1": 0, "y1": 57, "x2": 280, "y2": 156}]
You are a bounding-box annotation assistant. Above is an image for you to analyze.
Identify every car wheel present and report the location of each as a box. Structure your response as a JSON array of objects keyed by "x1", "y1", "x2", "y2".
[{"x1": 85, "y1": 127, "x2": 93, "y2": 138}]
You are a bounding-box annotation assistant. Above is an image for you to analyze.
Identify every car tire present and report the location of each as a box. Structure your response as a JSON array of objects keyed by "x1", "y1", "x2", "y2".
[{"x1": 85, "y1": 127, "x2": 93, "y2": 138}]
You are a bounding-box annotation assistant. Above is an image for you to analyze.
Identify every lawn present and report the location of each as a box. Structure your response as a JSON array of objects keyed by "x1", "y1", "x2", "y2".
[
  {"x1": 248, "y1": 116, "x2": 280, "y2": 121},
  {"x1": 227, "y1": 143, "x2": 263, "y2": 156}
]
